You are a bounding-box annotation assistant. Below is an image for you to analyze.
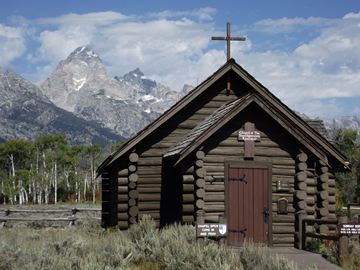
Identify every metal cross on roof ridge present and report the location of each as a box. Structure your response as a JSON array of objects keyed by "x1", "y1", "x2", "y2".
[{"x1": 211, "y1": 22, "x2": 246, "y2": 61}]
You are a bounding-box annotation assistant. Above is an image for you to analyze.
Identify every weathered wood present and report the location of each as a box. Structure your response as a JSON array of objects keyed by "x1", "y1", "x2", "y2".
[
  {"x1": 138, "y1": 202, "x2": 160, "y2": 211},
  {"x1": 129, "y1": 173, "x2": 138, "y2": 182},
  {"x1": 273, "y1": 214, "x2": 295, "y2": 223},
  {"x1": 318, "y1": 207, "x2": 329, "y2": 217},
  {"x1": 295, "y1": 171, "x2": 307, "y2": 182},
  {"x1": 319, "y1": 166, "x2": 329, "y2": 173},
  {"x1": 204, "y1": 184, "x2": 224, "y2": 192},
  {"x1": 129, "y1": 206, "x2": 139, "y2": 217},
  {"x1": 118, "y1": 195, "x2": 128, "y2": 202},
  {"x1": 183, "y1": 204, "x2": 195, "y2": 213},
  {"x1": 118, "y1": 186, "x2": 128, "y2": 193},
  {"x1": 273, "y1": 224, "x2": 295, "y2": 234},
  {"x1": 183, "y1": 194, "x2": 195, "y2": 203},
  {"x1": 196, "y1": 150, "x2": 205, "y2": 159},
  {"x1": 196, "y1": 189, "x2": 206, "y2": 198},
  {"x1": 138, "y1": 166, "x2": 162, "y2": 175},
  {"x1": 129, "y1": 190, "x2": 139, "y2": 199},
  {"x1": 182, "y1": 215, "x2": 194, "y2": 223},
  {"x1": 118, "y1": 177, "x2": 128, "y2": 185},
  {"x1": 118, "y1": 204, "x2": 128, "y2": 212},
  {"x1": 305, "y1": 178, "x2": 317, "y2": 186},
  {"x1": 319, "y1": 182, "x2": 329, "y2": 190},
  {"x1": 305, "y1": 186, "x2": 317, "y2": 194},
  {"x1": 138, "y1": 194, "x2": 161, "y2": 201},
  {"x1": 195, "y1": 168, "x2": 206, "y2": 178},
  {"x1": 183, "y1": 184, "x2": 195, "y2": 193},
  {"x1": 128, "y1": 164, "x2": 137, "y2": 172},
  {"x1": 297, "y1": 182, "x2": 307, "y2": 190},
  {"x1": 129, "y1": 216, "x2": 137, "y2": 224},
  {"x1": 196, "y1": 199, "x2": 205, "y2": 209},
  {"x1": 118, "y1": 221, "x2": 128, "y2": 230},
  {"x1": 195, "y1": 179, "x2": 206, "y2": 188},
  {"x1": 129, "y1": 152, "x2": 139, "y2": 162},
  {"x1": 203, "y1": 204, "x2": 225, "y2": 212},
  {"x1": 137, "y1": 177, "x2": 162, "y2": 184},
  {"x1": 319, "y1": 224, "x2": 329, "y2": 234},
  {"x1": 128, "y1": 199, "x2": 136, "y2": 206},
  {"x1": 318, "y1": 190, "x2": 329, "y2": 200},
  {"x1": 204, "y1": 193, "x2": 224, "y2": 202},
  {"x1": 137, "y1": 157, "x2": 162, "y2": 166},
  {"x1": 297, "y1": 201, "x2": 307, "y2": 210},
  {"x1": 183, "y1": 175, "x2": 195, "y2": 183},
  {"x1": 129, "y1": 182, "x2": 137, "y2": 189},
  {"x1": 319, "y1": 173, "x2": 329, "y2": 182},
  {"x1": 118, "y1": 169, "x2": 129, "y2": 177},
  {"x1": 195, "y1": 159, "x2": 204, "y2": 167},
  {"x1": 296, "y1": 153, "x2": 308, "y2": 162},
  {"x1": 296, "y1": 162, "x2": 308, "y2": 171},
  {"x1": 295, "y1": 190, "x2": 307, "y2": 200},
  {"x1": 117, "y1": 212, "x2": 128, "y2": 220},
  {"x1": 272, "y1": 235, "x2": 294, "y2": 244}
]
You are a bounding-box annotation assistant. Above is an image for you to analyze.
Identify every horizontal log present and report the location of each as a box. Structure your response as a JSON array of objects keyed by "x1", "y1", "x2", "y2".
[
  {"x1": 195, "y1": 159, "x2": 204, "y2": 167},
  {"x1": 319, "y1": 166, "x2": 329, "y2": 173},
  {"x1": 272, "y1": 203, "x2": 295, "y2": 213},
  {"x1": 295, "y1": 172, "x2": 307, "y2": 182},
  {"x1": 319, "y1": 173, "x2": 329, "y2": 183},
  {"x1": 129, "y1": 216, "x2": 136, "y2": 224},
  {"x1": 273, "y1": 214, "x2": 295, "y2": 223},
  {"x1": 204, "y1": 215, "x2": 221, "y2": 223},
  {"x1": 205, "y1": 184, "x2": 224, "y2": 192},
  {"x1": 305, "y1": 186, "x2": 317, "y2": 194},
  {"x1": 196, "y1": 199, "x2": 205, "y2": 209},
  {"x1": 272, "y1": 235, "x2": 294, "y2": 244},
  {"x1": 138, "y1": 167, "x2": 162, "y2": 175},
  {"x1": 272, "y1": 168, "x2": 296, "y2": 176},
  {"x1": 118, "y1": 186, "x2": 128, "y2": 193},
  {"x1": 296, "y1": 153, "x2": 308, "y2": 162},
  {"x1": 196, "y1": 189, "x2": 206, "y2": 198},
  {"x1": 139, "y1": 212, "x2": 160, "y2": 220},
  {"x1": 129, "y1": 199, "x2": 136, "y2": 206},
  {"x1": 183, "y1": 175, "x2": 195, "y2": 183},
  {"x1": 318, "y1": 190, "x2": 329, "y2": 200},
  {"x1": 117, "y1": 212, "x2": 128, "y2": 221},
  {"x1": 138, "y1": 203, "x2": 160, "y2": 211},
  {"x1": 295, "y1": 190, "x2": 307, "y2": 200},
  {"x1": 137, "y1": 157, "x2": 162, "y2": 166},
  {"x1": 203, "y1": 204, "x2": 225, "y2": 212},
  {"x1": 118, "y1": 221, "x2": 128, "y2": 230},
  {"x1": 138, "y1": 194, "x2": 161, "y2": 202},
  {"x1": 297, "y1": 182, "x2": 307, "y2": 191},
  {"x1": 273, "y1": 224, "x2": 295, "y2": 234},
  {"x1": 183, "y1": 204, "x2": 195, "y2": 213},
  {"x1": 129, "y1": 206, "x2": 139, "y2": 217},
  {"x1": 118, "y1": 177, "x2": 128, "y2": 185},
  {"x1": 118, "y1": 169, "x2": 129, "y2": 177},
  {"x1": 297, "y1": 201, "x2": 307, "y2": 210},
  {"x1": 137, "y1": 186, "x2": 161, "y2": 193},
  {"x1": 118, "y1": 195, "x2": 128, "y2": 202},
  {"x1": 196, "y1": 168, "x2": 206, "y2": 178},
  {"x1": 196, "y1": 179, "x2": 206, "y2": 188},
  {"x1": 128, "y1": 164, "x2": 137, "y2": 172},
  {"x1": 183, "y1": 194, "x2": 195, "y2": 203},
  {"x1": 137, "y1": 177, "x2": 162, "y2": 184},
  {"x1": 204, "y1": 193, "x2": 224, "y2": 202},
  {"x1": 183, "y1": 215, "x2": 194, "y2": 223},
  {"x1": 129, "y1": 182, "x2": 137, "y2": 189},
  {"x1": 317, "y1": 207, "x2": 329, "y2": 217},
  {"x1": 296, "y1": 162, "x2": 308, "y2": 171},
  {"x1": 183, "y1": 184, "x2": 195, "y2": 193},
  {"x1": 118, "y1": 204, "x2": 128, "y2": 212},
  {"x1": 129, "y1": 173, "x2": 138, "y2": 182},
  {"x1": 129, "y1": 190, "x2": 139, "y2": 199},
  {"x1": 129, "y1": 152, "x2": 139, "y2": 162},
  {"x1": 319, "y1": 182, "x2": 329, "y2": 190}
]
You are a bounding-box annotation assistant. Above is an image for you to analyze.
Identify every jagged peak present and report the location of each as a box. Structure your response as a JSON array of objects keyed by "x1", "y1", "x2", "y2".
[{"x1": 64, "y1": 45, "x2": 100, "y2": 64}]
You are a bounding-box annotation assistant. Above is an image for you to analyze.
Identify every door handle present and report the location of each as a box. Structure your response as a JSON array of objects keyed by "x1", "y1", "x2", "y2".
[{"x1": 262, "y1": 207, "x2": 269, "y2": 224}]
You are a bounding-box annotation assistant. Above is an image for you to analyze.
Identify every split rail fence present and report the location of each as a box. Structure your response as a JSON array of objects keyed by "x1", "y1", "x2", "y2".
[{"x1": 0, "y1": 207, "x2": 101, "y2": 228}]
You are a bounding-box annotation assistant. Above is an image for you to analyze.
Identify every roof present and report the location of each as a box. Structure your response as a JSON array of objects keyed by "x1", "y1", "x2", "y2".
[{"x1": 97, "y1": 59, "x2": 349, "y2": 174}]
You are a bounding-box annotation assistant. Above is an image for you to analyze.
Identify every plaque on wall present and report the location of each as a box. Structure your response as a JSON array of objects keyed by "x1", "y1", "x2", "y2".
[
  {"x1": 276, "y1": 180, "x2": 290, "y2": 191},
  {"x1": 277, "y1": 197, "x2": 288, "y2": 214}
]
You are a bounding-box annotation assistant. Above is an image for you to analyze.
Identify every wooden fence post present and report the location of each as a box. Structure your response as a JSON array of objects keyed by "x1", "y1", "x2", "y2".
[
  {"x1": 196, "y1": 210, "x2": 205, "y2": 248},
  {"x1": 0, "y1": 209, "x2": 10, "y2": 228},
  {"x1": 338, "y1": 215, "x2": 349, "y2": 260},
  {"x1": 297, "y1": 210, "x2": 307, "y2": 250}
]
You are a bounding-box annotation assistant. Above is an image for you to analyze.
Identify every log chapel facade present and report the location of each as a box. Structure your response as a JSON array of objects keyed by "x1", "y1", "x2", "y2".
[{"x1": 97, "y1": 59, "x2": 349, "y2": 247}]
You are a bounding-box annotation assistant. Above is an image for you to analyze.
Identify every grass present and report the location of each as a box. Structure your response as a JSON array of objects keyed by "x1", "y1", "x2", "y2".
[{"x1": 0, "y1": 215, "x2": 307, "y2": 270}]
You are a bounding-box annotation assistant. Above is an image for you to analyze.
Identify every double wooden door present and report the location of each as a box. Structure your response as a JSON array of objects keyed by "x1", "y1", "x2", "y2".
[{"x1": 226, "y1": 163, "x2": 272, "y2": 245}]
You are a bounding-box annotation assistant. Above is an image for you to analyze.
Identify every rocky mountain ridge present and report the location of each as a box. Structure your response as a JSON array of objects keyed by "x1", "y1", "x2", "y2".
[{"x1": 0, "y1": 45, "x2": 359, "y2": 146}]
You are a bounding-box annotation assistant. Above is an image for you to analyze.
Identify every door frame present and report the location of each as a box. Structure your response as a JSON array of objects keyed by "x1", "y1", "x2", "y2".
[{"x1": 224, "y1": 161, "x2": 273, "y2": 246}]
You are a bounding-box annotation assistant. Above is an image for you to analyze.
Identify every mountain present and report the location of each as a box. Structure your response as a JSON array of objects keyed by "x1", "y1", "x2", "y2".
[
  {"x1": 40, "y1": 46, "x2": 191, "y2": 138},
  {"x1": 0, "y1": 68, "x2": 122, "y2": 146},
  {"x1": 323, "y1": 116, "x2": 360, "y2": 142}
]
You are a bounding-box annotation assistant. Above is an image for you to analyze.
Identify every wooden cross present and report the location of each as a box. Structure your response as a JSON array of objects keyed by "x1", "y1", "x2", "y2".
[
  {"x1": 212, "y1": 22, "x2": 246, "y2": 61},
  {"x1": 238, "y1": 122, "x2": 261, "y2": 159}
]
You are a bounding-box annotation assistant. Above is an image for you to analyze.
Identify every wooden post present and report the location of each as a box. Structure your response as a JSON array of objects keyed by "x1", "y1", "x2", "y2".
[
  {"x1": 196, "y1": 210, "x2": 205, "y2": 248},
  {"x1": 297, "y1": 210, "x2": 307, "y2": 250},
  {"x1": 219, "y1": 215, "x2": 227, "y2": 246},
  {"x1": 338, "y1": 215, "x2": 349, "y2": 260},
  {"x1": 0, "y1": 209, "x2": 10, "y2": 228}
]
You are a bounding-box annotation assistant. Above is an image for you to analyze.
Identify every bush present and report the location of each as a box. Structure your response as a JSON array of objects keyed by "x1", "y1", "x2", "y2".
[{"x1": 0, "y1": 215, "x2": 302, "y2": 270}]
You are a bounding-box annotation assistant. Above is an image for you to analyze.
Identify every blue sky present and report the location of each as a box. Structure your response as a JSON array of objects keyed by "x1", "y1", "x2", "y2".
[{"x1": 1, "y1": 0, "x2": 360, "y2": 119}]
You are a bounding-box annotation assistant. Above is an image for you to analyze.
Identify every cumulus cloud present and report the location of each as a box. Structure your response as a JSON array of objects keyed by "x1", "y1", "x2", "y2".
[
  {"x1": 1, "y1": 9, "x2": 360, "y2": 119},
  {"x1": 0, "y1": 24, "x2": 26, "y2": 66}
]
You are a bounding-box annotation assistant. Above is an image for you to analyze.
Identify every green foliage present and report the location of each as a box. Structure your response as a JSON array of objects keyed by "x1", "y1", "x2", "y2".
[{"x1": 0, "y1": 216, "x2": 301, "y2": 270}]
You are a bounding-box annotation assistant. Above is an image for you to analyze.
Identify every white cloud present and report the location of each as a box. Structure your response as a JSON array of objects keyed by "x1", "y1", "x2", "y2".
[{"x1": 0, "y1": 24, "x2": 26, "y2": 66}]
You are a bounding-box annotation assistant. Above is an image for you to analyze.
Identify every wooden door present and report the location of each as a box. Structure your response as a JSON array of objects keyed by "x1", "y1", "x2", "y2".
[{"x1": 226, "y1": 163, "x2": 271, "y2": 245}]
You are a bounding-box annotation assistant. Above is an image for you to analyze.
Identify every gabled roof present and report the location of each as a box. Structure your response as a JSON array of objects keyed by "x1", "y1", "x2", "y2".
[{"x1": 97, "y1": 59, "x2": 349, "y2": 174}]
